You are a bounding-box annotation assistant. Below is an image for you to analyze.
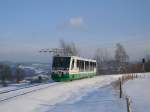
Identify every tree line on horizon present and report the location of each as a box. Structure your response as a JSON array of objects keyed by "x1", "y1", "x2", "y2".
[
  {"x1": 59, "y1": 39, "x2": 150, "y2": 75},
  {"x1": 0, "y1": 64, "x2": 24, "y2": 86}
]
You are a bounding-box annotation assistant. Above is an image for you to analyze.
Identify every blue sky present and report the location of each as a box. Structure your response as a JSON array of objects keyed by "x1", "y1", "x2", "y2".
[{"x1": 0, "y1": 0, "x2": 150, "y2": 62}]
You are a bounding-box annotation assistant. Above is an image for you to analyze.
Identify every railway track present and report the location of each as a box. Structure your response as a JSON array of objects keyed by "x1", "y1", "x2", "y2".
[
  {"x1": 0, "y1": 82, "x2": 53, "y2": 94},
  {"x1": 0, "y1": 82, "x2": 60, "y2": 102},
  {"x1": 0, "y1": 77, "x2": 96, "y2": 103}
]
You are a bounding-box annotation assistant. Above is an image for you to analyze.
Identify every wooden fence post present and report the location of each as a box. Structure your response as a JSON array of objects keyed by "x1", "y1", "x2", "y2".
[
  {"x1": 126, "y1": 97, "x2": 132, "y2": 112},
  {"x1": 120, "y1": 79, "x2": 122, "y2": 98}
]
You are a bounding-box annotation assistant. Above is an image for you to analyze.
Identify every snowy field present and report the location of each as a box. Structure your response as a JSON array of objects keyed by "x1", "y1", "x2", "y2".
[
  {"x1": 0, "y1": 75, "x2": 126, "y2": 112},
  {"x1": 46, "y1": 85, "x2": 126, "y2": 112},
  {"x1": 123, "y1": 76, "x2": 150, "y2": 112}
]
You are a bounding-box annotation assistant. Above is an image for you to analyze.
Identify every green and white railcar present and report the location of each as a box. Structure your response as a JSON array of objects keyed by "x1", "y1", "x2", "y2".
[{"x1": 51, "y1": 56, "x2": 96, "y2": 81}]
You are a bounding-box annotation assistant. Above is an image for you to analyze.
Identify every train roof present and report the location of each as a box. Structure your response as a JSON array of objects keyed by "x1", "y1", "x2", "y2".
[{"x1": 53, "y1": 55, "x2": 96, "y2": 62}]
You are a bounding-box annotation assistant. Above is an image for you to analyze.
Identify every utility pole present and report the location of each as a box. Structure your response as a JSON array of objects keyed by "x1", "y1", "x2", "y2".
[
  {"x1": 142, "y1": 58, "x2": 145, "y2": 72},
  {"x1": 119, "y1": 78, "x2": 122, "y2": 98}
]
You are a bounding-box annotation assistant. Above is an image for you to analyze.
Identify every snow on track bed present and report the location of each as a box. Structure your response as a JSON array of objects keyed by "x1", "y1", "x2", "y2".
[
  {"x1": 0, "y1": 75, "x2": 122, "y2": 112},
  {"x1": 0, "y1": 82, "x2": 53, "y2": 94},
  {"x1": 0, "y1": 82, "x2": 59, "y2": 102},
  {"x1": 0, "y1": 79, "x2": 55, "y2": 94}
]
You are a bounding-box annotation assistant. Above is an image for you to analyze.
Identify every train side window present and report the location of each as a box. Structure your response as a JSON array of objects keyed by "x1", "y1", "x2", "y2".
[
  {"x1": 93, "y1": 62, "x2": 95, "y2": 70},
  {"x1": 90, "y1": 62, "x2": 92, "y2": 71},
  {"x1": 77, "y1": 60, "x2": 80, "y2": 68},
  {"x1": 94, "y1": 62, "x2": 96, "y2": 68},
  {"x1": 85, "y1": 61, "x2": 89, "y2": 71},
  {"x1": 71, "y1": 59, "x2": 74, "y2": 70},
  {"x1": 81, "y1": 60, "x2": 84, "y2": 72},
  {"x1": 91, "y1": 62, "x2": 94, "y2": 71}
]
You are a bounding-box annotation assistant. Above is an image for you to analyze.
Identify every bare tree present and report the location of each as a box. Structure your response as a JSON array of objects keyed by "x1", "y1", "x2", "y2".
[
  {"x1": 144, "y1": 54, "x2": 150, "y2": 72},
  {"x1": 145, "y1": 54, "x2": 150, "y2": 61},
  {"x1": 59, "y1": 39, "x2": 79, "y2": 56},
  {"x1": 94, "y1": 48, "x2": 110, "y2": 75},
  {"x1": 0, "y1": 64, "x2": 12, "y2": 86},
  {"x1": 115, "y1": 43, "x2": 129, "y2": 73},
  {"x1": 15, "y1": 65, "x2": 25, "y2": 83}
]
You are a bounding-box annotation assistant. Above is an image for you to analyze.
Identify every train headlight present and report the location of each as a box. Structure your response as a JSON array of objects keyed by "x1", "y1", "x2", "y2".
[{"x1": 61, "y1": 72, "x2": 64, "y2": 77}]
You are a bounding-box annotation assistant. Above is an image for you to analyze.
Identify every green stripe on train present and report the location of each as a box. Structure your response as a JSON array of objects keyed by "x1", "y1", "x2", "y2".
[{"x1": 51, "y1": 72, "x2": 96, "y2": 82}]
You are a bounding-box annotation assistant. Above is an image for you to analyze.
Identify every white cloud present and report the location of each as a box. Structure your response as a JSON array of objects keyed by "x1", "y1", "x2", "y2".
[
  {"x1": 56, "y1": 16, "x2": 88, "y2": 33},
  {"x1": 69, "y1": 16, "x2": 84, "y2": 27}
]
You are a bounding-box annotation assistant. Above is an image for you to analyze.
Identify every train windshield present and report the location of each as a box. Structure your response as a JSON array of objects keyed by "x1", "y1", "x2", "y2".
[{"x1": 52, "y1": 57, "x2": 71, "y2": 70}]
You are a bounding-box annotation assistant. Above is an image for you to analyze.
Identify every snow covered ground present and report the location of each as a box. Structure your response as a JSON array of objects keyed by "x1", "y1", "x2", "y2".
[
  {"x1": 46, "y1": 85, "x2": 126, "y2": 112},
  {"x1": 0, "y1": 75, "x2": 125, "y2": 112},
  {"x1": 0, "y1": 82, "x2": 34, "y2": 93},
  {"x1": 123, "y1": 77, "x2": 150, "y2": 112},
  {"x1": 0, "y1": 82, "x2": 58, "y2": 102}
]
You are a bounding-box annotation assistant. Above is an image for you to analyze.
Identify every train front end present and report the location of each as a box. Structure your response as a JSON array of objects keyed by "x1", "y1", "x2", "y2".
[{"x1": 51, "y1": 56, "x2": 71, "y2": 81}]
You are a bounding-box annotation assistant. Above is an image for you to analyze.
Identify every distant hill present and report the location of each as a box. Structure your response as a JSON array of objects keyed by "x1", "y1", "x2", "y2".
[{"x1": 0, "y1": 61, "x2": 52, "y2": 77}]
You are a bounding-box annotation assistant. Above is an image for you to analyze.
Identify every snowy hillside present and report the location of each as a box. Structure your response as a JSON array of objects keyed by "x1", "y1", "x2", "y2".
[
  {"x1": 19, "y1": 63, "x2": 51, "y2": 77},
  {"x1": 0, "y1": 62, "x2": 51, "y2": 77}
]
